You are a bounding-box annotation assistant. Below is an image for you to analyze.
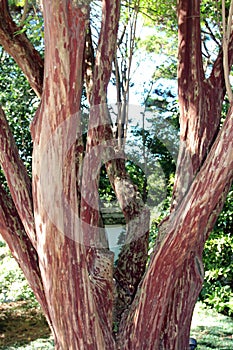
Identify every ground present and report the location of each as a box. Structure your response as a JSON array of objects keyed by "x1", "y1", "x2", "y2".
[
  {"x1": 191, "y1": 302, "x2": 233, "y2": 350},
  {"x1": 0, "y1": 300, "x2": 232, "y2": 349},
  {"x1": 0, "y1": 301, "x2": 51, "y2": 349}
]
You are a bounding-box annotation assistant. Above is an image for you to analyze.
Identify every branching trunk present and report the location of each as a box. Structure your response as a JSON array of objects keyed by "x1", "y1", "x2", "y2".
[
  {"x1": 173, "y1": 0, "x2": 233, "y2": 208},
  {"x1": 0, "y1": 1, "x2": 233, "y2": 349},
  {"x1": 118, "y1": 105, "x2": 233, "y2": 349},
  {"x1": 83, "y1": 0, "x2": 150, "y2": 329},
  {"x1": 30, "y1": 2, "x2": 115, "y2": 349}
]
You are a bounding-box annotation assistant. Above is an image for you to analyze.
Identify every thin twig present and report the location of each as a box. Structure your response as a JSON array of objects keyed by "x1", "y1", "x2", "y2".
[
  {"x1": 20, "y1": 0, "x2": 29, "y2": 26},
  {"x1": 222, "y1": 0, "x2": 233, "y2": 102},
  {"x1": 203, "y1": 20, "x2": 221, "y2": 47}
]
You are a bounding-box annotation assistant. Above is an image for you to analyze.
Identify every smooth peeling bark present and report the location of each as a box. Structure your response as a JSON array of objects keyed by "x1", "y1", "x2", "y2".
[
  {"x1": 1, "y1": 1, "x2": 233, "y2": 349},
  {"x1": 173, "y1": 0, "x2": 206, "y2": 208},
  {"x1": 173, "y1": 0, "x2": 233, "y2": 209},
  {"x1": 31, "y1": 1, "x2": 115, "y2": 349},
  {"x1": 118, "y1": 105, "x2": 233, "y2": 350},
  {"x1": 81, "y1": 106, "x2": 116, "y2": 338},
  {"x1": 85, "y1": 0, "x2": 150, "y2": 326},
  {"x1": 0, "y1": 0, "x2": 44, "y2": 97},
  {"x1": 0, "y1": 185, "x2": 52, "y2": 325},
  {"x1": 80, "y1": 0, "x2": 121, "y2": 338},
  {"x1": 0, "y1": 106, "x2": 36, "y2": 246},
  {"x1": 105, "y1": 157, "x2": 150, "y2": 326},
  {"x1": 90, "y1": 0, "x2": 121, "y2": 106},
  {"x1": 159, "y1": 4, "x2": 233, "y2": 347}
]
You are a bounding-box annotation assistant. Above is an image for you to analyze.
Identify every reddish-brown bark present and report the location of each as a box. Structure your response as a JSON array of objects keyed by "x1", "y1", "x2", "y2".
[
  {"x1": 0, "y1": 107, "x2": 36, "y2": 246},
  {"x1": 0, "y1": 185, "x2": 51, "y2": 324},
  {"x1": 173, "y1": 0, "x2": 233, "y2": 209},
  {"x1": 80, "y1": 1, "x2": 121, "y2": 341},
  {"x1": 0, "y1": 0, "x2": 233, "y2": 349},
  {"x1": 0, "y1": 0, "x2": 43, "y2": 97},
  {"x1": 118, "y1": 104, "x2": 233, "y2": 349},
  {"x1": 118, "y1": 1, "x2": 233, "y2": 348},
  {"x1": 81, "y1": 0, "x2": 150, "y2": 328},
  {"x1": 30, "y1": 1, "x2": 116, "y2": 348}
]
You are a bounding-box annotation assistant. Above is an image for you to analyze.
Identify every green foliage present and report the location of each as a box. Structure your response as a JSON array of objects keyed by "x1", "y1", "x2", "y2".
[
  {"x1": 137, "y1": 0, "x2": 177, "y2": 30},
  {"x1": 8, "y1": 0, "x2": 26, "y2": 6},
  {"x1": 137, "y1": 30, "x2": 177, "y2": 57},
  {"x1": 0, "y1": 48, "x2": 39, "y2": 180},
  {"x1": 99, "y1": 165, "x2": 116, "y2": 206},
  {"x1": 201, "y1": 187, "x2": 233, "y2": 316},
  {"x1": 148, "y1": 173, "x2": 174, "y2": 257},
  {"x1": 15, "y1": 13, "x2": 44, "y2": 44},
  {"x1": 7, "y1": 0, "x2": 44, "y2": 45},
  {"x1": 0, "y1": 239, "x2": 37, "y2": 304}
]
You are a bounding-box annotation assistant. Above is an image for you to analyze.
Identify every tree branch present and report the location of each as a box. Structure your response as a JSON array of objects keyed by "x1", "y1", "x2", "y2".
[
  {"x1": 83, "y1": 22, "x2": 95, "y2": 103},
  {"x1": 203, "y1": 19, "x2": 221, "y2": 47},
  {"x1": 0, "y1": 184, "x2": 51, "y2": 324},
  {"x1": 178, "y1": 0, "x2": 204, "y2": 97},
  {"x1": 19, "y1": 0, "x2": 29, "y2": 26},
  {"x1": 0, "y1": 0, "x2": 43, "y2": 97},
  {"x1": 0, "y1": 106, "x2": 36, "y2": 246},
  {"x1": 119, "y1": 103, "x2": 233, "y2": 349},
  {"x1": 82, "y1": 0, "x2": 121, "y2": 337},
  {"x1": 86, "y1": 0, "x2": 150, "y2": 328},
  {"x1": 173, "y1": 0, "x2": 233, "y2": 210},
  {"x1": 30, "y1": 2, "x2": 116, "y2": 347},
  {"x1": 91, "y1": 0, "x2": 121, "y2": 105},
  {"x1": 222, "y1": 0, "x2": 233, "y2": 102}
]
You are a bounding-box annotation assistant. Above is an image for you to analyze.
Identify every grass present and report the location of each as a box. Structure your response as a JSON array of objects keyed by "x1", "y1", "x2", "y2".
[
  {"x1": 190, "y1": 302, "x2": 233, "y2": 349},
  {"x1": 0, "y1": 338, "x2": 54, "y2": 350}
]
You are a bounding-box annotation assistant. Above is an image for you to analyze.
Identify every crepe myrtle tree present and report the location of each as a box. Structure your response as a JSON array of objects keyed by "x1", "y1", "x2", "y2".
[{"x1": 0, "y1": 0, "x2": 233, "y2": 349}]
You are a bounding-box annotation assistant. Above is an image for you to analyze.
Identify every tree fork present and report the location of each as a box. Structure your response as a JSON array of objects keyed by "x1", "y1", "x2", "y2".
[
  {"x1": 117, "y1": 104, "x2": 233, "y2": 349},
  {"x1": 31, "y1": 1, "x2": 115, "y2": 348},
  {"x1": 0, "y1": 0, "x2": 43, "y2": 97}
]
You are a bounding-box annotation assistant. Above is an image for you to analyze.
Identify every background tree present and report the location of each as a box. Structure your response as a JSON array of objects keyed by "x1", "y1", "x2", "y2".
[{"x1": 0, "y1": 1, "x2": 233, "y2": 350}]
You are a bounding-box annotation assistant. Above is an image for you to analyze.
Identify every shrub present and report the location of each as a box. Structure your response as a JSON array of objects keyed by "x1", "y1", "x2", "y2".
[{"x1": 201, "y1": 187, "x2": 233, "y2": 316}]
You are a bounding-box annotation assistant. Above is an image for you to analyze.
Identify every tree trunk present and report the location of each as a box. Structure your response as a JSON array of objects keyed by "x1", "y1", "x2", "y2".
[
  {"x1": 117, "y1": 104, "x2": 233, "y2": 349},
  {"x1": 117, "y1": 1, "x2": 233, "y2": 348},
  {"x1": 0, "y1": 0, "x2": 233, "y2": 349},
  {"x1": 31, "y1": 2, "x2": 115, "y2": 349}
]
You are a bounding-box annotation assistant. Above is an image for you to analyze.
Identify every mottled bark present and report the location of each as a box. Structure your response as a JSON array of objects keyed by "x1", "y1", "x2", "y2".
[
  {"x1": 0, "y1": 0, "x2": 43, "y2": 97},
  {"x1": 118, "y1": 104, "x2": 233, "y2": 349},
  {"x1": 0, "y1": 185, "x2": 51, "y2": 324},
  {"x1": 0, "y1": 0, "x2": 233, "y2": 349},
  {"x1": 81, "y1": 0, "x2": 121, "y2": 340},
  {"x1": 31, "y1": 1, "x2": 115, "y2": 349},
  {"x1": 105, "y1": 157, "x2": 150, "y2": 327},
  {"x1": 83, "y1": 0, "x2": 150, "y2": 329},
  {"x1": 126, "y1": 1, "x2": 233, "y2": 348},
  {"x1": 0, "y1": 106, "x2": 36, "y2": 246},
  {"x1": 173, "y1": 0, "x2": 233, "y2": 208}
]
